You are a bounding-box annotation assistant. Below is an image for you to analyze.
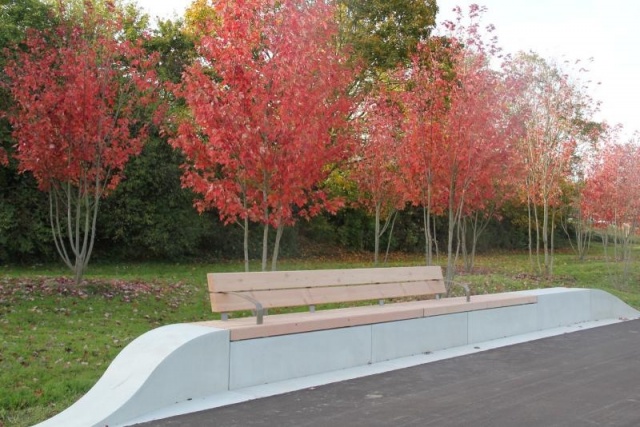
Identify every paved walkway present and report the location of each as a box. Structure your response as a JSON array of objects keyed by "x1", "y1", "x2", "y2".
[{"x1": 135, "y1": 319, "x2": 640, "y2": 427}]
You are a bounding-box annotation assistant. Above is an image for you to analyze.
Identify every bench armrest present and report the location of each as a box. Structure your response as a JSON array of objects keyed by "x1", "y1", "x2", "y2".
[
  {"x1": 221, "y1": 292, "x2": 265, "y2": 324},
  {"x1": 445, "y1": 280, "x2": 471, "y2": 302}
]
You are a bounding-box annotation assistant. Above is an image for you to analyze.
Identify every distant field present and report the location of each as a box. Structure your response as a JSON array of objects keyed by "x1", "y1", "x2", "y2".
[{"x1": 1, "y1": 249, "x2": 639, "y2": 426}]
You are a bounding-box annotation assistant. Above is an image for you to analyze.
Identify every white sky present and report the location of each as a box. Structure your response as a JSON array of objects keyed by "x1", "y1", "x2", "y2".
[
  {"x1": 134, "y1": 0, "x2": 190, "y2": 21},
  {"x1": 437, "y1": 0, "x2": 640, "y2": 139},
  {"x1": 136, "y1": 0, "x2": 639, "y2": 138}
]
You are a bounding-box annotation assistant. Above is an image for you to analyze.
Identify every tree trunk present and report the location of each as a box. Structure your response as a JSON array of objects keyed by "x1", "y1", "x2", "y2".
[
  {"x1": 261, "y1": 222, "x2": 269, "y2": 272},
  {"x1": 542, "y1": 198, "x2": 551, "y2": 277},
  {"x1": 469, "y1": 217, "x2": 478, "y2": 272},
  {"x1": 49, "y1": 179, "x2": 101, "y2": 285},
  {"x1": 432, "y1": 213, "x2": 439, "y2": 260},
  {"x1": 459, "y1": 215, "x2": 469, "y2": 272},
  {"x1": 374, "y1": 202, "x2": 396, "y2": 267},
  {"x1": 261, "y1": 180, "x2": 270, "y2": 272},
  {"x1": 468, "y1": 210, "x2": 491, "y2": 273},
  {"x1": 527, "y1": 195, "x2": 533, "y2": 270},
  {"x1": 549, "y1": 207, "x2": 555, "y2": 276},
  {"x1": 374, "y1": 202, "x2": 381, "y2": 266},
  {"x1": 271, "y1": 222, "x2": 284, "y2": 271},
  {"x1": 243, "y1": 216, "x2": 250, "y2": 272},
  {"x1": 241, "y1": 188, "x2": 250, "y2": 272},
  {"x1": 383, "y1": 211, "x2": 398, "y2": 265},
  {"x1": 445, "y1": 188, "x2": 457, "y2": 283},
  {"x1": 532, "y1": 200, "x2": 542, "y2": 275},
  {"x1": 423, "y1": 185, "x2": 433, "y2": 265}
]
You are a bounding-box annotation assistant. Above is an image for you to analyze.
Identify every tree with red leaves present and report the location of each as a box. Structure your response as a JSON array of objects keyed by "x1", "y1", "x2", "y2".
[
  {"x1": 396, "y1": 39, "x2": 449, "y2": 267},
  {"x1": 172, "y1": 0, "x2": 356, "y2": 271},
  {"x1": 436, "y1": 6, "x2": 516, "y2": 280},
  {"x1": 399, "y1": 5, "x2": 516, "y2": 280},
  {"x1": 351, "y1": 87, "x2": 406, "y2": 265},
  {"x1": 506, "y1": 52, "x2": 595, "y2": 276},
  {"x1": 4, "y1": 1, "x2": 160, "y2": 283},
  {"x1": 582, "y1": 135, "x2": 640, "y2": 266}
]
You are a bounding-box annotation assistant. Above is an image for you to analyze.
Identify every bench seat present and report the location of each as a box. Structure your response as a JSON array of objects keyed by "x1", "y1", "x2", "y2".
[{"x1": 198, "y1": 292, "x2": 538, "y2": 340}]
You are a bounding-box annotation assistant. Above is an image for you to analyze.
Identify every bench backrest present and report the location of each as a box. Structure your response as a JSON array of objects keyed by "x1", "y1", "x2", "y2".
[{"x1": 207, "y1": 266, "x2": 445, "y2": 314}]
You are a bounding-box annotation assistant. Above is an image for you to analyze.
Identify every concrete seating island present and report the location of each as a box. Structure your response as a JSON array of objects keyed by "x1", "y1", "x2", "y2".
[{"x1": 36, "y1": 266, "x2": 640, "y2": 427}]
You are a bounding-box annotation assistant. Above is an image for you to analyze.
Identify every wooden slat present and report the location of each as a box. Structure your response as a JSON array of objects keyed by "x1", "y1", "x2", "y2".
[
  {"x1": 208, "y1": 266, "x2": 443, "y2": 293},
  {"x1": 210, "y1": 280, "x2": 446, "y2": 312},
  {"x1": 198, "y1": 293, "x2": 539, "y2": 340}
]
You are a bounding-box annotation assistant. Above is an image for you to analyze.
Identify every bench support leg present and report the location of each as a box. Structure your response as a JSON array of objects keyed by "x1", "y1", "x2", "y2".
[{"x1": 223, "y1": 292, "x2": 265, "y2": 324}]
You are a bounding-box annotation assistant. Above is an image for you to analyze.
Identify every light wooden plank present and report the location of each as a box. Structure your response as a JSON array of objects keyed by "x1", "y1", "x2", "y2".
[
  {"x1": 229, "y1": 308, "x2": 424, "y2": 340},
  {"x1": 421, "y1": 294, "x2": 538, "y2": 317},
  {"x1": 198, "y1": 294, "x2": 539, "y2": 340},
  {"x1": 208, "y1": 266, "x2": 443, "y2": 292},
  {"x1": 210, "y1": 280, "x2": 446, "y2": 312}
]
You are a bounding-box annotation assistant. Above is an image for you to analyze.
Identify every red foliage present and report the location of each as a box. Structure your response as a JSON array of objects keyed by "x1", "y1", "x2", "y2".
[
  {"x1": 582, "y1": 139, "x2": 640, "y2": 229},
  {"x1": 504, "y1": 53, "x2": 587, "y2": 209},
  {"x1": 351, "y1": 87, "x2": 406, "y2": 215},
  {"x1": 4, "y1": 14, "x2": 160, "y2": 194},
  {"x1": 172, "y1": 0, "x2": 357, "y2": 230},
  {"x1": 399, "y1": 6, "x2": 517, "y2": 219}
]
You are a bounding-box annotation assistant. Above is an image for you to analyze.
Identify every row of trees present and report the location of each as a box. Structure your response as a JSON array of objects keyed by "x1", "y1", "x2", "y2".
[{"x1": 1, "y1": 1, "x2": 638, "y2": 284}]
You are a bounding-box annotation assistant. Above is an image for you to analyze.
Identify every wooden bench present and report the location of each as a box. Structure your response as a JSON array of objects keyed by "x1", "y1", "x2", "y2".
[
  {"x1": 209, "y1": 265, "x2": 460, "y2": 322},
  {"x1": 197, "y1": 266, "x2": 536, "y2": 341}
]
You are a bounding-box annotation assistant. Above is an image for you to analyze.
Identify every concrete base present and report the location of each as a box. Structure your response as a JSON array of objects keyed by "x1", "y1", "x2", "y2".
[
  {"x1": 34, "y1": 324, "x2": 230, "y2": 427},
  {"x1": 35, "y1": 288, "x2": 639, "y2": 427}
]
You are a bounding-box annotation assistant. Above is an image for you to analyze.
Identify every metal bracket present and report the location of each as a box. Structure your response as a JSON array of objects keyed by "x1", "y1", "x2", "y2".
[
  {"x1": 223, "y1": 292, "x2": 265, "y2": 324},
  {"x1": 445, "y1": 280, "x2": 471, "y2": 302}
]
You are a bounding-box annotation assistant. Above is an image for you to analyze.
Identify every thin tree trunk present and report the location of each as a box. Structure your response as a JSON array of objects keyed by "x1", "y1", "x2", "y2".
[
  {"x1": 261, "y1": 178, "x2": 270, "y2": 272},
  {"x1": 445, "y1": 182, "x2": 457, "y2": 283},
  {"x1": 82, "y1": 170, "x2": 103, "y2": 272},
  {"x1": 459, "y1": 215, "x2": 468, "y2": 271},
  {"x1": 243, "y1": 217, "x2": 249, "y2": 272},
  {"x1": 48, "y1": 175, "x2": 102, "y2": 285},
  {"x1": 423, "y1": 205, "x2": 431, "y2": 265},
  {"x1": 432, "y1": 213, "x2": 439, "y2": 260},
  {"x1": 446, "y1": 213, "x2": 456, "y2": 282},
  {"x1": 271, "y1": 222, "x2": 284, "y2": 271},
  {"x1": 542, "y1": 198, "x2": 550, "y2": 277},
  {"x1": 241, "y1": 186, "x2": 250, "y2": 272},
  {"x1": 383, "y1": 210, "x2": 398, "y2": 265},
  {"x1": 49, "y1": 190, "x2": 73, "y2": 270},
  {"x1": 469, "y1": 215, "x2": 478, "y2": 272},
  {"x1": 533, "y1": 201, "x2": 542, "y2": 275},
  {"x1": 374, "y1": 203, "x2": 395, "y2": 267},
  {"x1": 622, "y1": 223, "x2": 634, "y2": 281},
  {"x1": 261, "y1": 222, "x2": 269, "y2": 272},
  {"x1": 527, "y1": 195, "x2": 534, "y2": 270},
  {"x1": 455, "y1": 212, "x2": 463, "y2": 273},
  {"x1": 423, "y1": 185, "x2": 433, "y2": 266},
  {"x1": 549, "y1": 207, "x2": 555, "y2": 276},
  {"x1": 374, "y1": 202, "x2": 381, "y2": 266},
  {"x1": 468, "y1": 209, "x2": 491, "y2": 273}
]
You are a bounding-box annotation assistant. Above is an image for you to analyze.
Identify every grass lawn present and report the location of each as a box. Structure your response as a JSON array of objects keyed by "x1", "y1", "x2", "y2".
[{"x1": 1, "y1": 249, "x2": 639, "y2": 426}]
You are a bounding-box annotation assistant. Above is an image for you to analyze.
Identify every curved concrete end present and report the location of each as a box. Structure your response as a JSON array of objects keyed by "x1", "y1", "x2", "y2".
[
  {"x1": 34, "y1": 324, "x2": 229, "y2": 427},
  {"x1": 590, "y1": 288, "x2": 640, "y2": 320}
]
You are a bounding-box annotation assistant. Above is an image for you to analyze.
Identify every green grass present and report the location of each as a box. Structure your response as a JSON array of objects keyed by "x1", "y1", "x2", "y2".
[{"x1": 1, "y1": 249, "x2": 639, "y2": 426}]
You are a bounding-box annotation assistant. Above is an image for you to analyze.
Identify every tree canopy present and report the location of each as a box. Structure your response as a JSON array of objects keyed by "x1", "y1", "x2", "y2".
[
  {"x1": 337, "y1": 0, "x2": 438, "y2": 71},
  {"x1": 3, "y1": 0, "x2": 161, "y2": 282},
  {"x1": 1, "y1": 0, "x2": 633, "y2": 279}
]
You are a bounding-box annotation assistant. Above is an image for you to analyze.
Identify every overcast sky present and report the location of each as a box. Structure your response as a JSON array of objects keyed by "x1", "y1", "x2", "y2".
[
  {"x1": 135, "y1": 0, "x2": 640, "y2": 138},
  {"x1": 438, "y1": 0, "x2": 640, "y2": 139}
]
